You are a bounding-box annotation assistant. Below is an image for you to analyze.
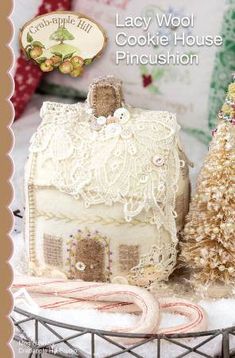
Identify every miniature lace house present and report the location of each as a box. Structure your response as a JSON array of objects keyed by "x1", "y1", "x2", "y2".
[{"x1": 25, "y1": 76, "x2": 191, "y2": 289}]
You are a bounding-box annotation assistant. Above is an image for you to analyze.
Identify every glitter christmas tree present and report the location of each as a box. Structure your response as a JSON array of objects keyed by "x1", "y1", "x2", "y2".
[{"x1": 180, "y1": 77, "x2": 235, "y2": 287}]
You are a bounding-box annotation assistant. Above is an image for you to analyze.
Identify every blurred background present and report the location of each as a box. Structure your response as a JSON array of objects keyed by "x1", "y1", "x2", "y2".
[{"x1": 11, "y1": 0, "x2": 235, "y2": 228}]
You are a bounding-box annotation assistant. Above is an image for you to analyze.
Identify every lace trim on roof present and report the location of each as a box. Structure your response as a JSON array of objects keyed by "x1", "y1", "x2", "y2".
[
  {"x1": 40, "y1": 101, "x2": 86, "y2": 122},
  {"x1": 30, "y1": 104, "x2": 181, "y2": 242}
]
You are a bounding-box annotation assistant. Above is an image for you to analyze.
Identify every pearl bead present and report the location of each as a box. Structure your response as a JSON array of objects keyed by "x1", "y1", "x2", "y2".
[
  {"x1": 152, "y1": 155, "x2": 165, "y2": 167},
  {"x1": 96, "y1": 116, "x2": 107, "y2": 125}
]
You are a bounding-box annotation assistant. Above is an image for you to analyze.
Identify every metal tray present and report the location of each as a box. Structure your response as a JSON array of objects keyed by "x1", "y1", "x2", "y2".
[{"x1": 12, "y1": 306, "x2": 235, "y2": 358}]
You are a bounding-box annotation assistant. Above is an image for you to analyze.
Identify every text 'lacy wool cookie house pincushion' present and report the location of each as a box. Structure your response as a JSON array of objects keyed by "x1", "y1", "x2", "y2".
[{"x1": 25, "y1": 76, "x2": 191, "y2": 289}]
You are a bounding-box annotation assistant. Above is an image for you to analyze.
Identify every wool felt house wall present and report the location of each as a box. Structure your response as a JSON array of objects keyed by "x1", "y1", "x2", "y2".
[{"x1": 25, "y1": 76, "x2": 191, "y2": 289}]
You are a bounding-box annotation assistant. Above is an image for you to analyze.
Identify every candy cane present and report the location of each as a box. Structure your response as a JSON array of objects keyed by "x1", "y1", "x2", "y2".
[
  {"x1": 13, "y1": 276, "x2": 207, "y2": 341},
  {"x1": 13, "y1": 276, "x2": 160, "y2": 344},
  {"x1": 95, "y1": 297, "x2": 207, "y2": 333},
  {"x1": 158, "y1": 298, "x2": 207, "y2": 334}
]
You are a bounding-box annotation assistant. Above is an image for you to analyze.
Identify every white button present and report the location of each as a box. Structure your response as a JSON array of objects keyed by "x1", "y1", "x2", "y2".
[
  {"x1": 96, "y1": 116, "x2": 107, "y2": 125},
  {"x1": 152, "y1": 155, "x2": 165, "y2": 167},
  {"x1": 75, "y1": 261, "x2": 86, "y2": 271},
  {"x1": 114, "y1": 107, "x2": 130, "y2": 124}
]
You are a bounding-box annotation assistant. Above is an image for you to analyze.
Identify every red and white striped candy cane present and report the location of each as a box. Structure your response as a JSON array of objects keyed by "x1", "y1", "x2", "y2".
[
  {"x1": 158, "y1": 298, "x2": 207, "y2": 334},
  {"x1": 13, "y1": 276, "x2": 160, "y2": 344},
  {"x1": 13, "y1": 276, "x2": 207, "y2": 341}
]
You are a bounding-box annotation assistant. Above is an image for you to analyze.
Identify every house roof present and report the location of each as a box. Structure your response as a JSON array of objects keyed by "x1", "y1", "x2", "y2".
[{"x1": 28, "y1": 101, "x2": 181, "y2": 234}]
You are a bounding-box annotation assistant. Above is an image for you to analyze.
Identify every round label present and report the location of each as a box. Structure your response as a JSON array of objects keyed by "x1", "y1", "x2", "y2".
[{"x1": 20, "y1": 11, "x2": 107, "y2": 77}]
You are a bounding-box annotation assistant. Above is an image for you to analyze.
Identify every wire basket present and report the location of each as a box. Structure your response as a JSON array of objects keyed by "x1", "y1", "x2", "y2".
[{"x1": 12, "y1": 306, "x2": 235, "y2": 358}]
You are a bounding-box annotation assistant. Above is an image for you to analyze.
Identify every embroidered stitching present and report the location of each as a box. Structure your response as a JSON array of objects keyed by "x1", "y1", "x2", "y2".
[
  {"x1": 27, "y1": 153, "x2": 39, "y2": 273},
  {"x1": 88, "y1": 76, "x2": 123, "y2": 117},
  {"x1": 35, "y1": 209, "x2": 149, "y2": 226},
  {"x1": 66, "y1": 229, "x2": 110, "y2": 282}
]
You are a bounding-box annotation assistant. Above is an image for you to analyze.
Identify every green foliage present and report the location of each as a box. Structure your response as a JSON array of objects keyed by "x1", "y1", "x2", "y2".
[
  {"x1": 35, "y1": 57, "x2": 47, "y2": 64},
  {"x1": 25, "y1": 44, "x2": 32, "y2": 57},
  {"x1": 50, "y1": 26, "x2": 75, "y2": 43},
  {"x1": 27, "y1": 32, "x2": 33, "y2": 43},
  {"x1": 84, "y1": 58, "x2": 93, "y2": 65},
  {"x1": 63, "y1": 52, "x2": 76, "y2": 60},
  {"x1": 148, "y1": 84, "x2": 161, "y2": 94},
  {"x1": 51, "y1": 51, "x2": 63, "y2": 57},
  {"x1": 140, "y1": 64, "x2": 148, "y2": 76}
]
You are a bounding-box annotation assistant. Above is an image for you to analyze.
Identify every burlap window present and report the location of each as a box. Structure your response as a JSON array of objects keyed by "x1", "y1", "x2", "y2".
[
  {"x1": 119, "y1": 245, "x2": 139, "y2": 272},
  {"x1": 43, "y1": 234, "x2": 63, "y2": 267}
]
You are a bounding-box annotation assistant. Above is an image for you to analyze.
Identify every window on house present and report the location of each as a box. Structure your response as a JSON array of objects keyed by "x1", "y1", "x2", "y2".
[
  {"x1": 119, "y1": 244, "x2": 139, "y2": 272},
  {"x1": 43, "y1": 234, "x2": 63, "y2": 267}
]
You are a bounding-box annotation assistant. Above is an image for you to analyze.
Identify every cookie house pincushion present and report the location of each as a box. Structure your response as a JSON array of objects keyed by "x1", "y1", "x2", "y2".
[{"x1": 25, "y1": 76, "x2": 191, "y2": 289}]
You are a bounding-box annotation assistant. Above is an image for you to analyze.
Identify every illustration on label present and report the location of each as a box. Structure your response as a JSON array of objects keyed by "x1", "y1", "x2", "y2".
[{"x1": 20, "y1": 11, "x2": 107, "y2": 77}]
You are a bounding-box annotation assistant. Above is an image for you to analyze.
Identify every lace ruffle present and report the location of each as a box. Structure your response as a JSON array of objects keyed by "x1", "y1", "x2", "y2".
[{"x1": 30, "y1": 102, "x2": 181, "y2": 241}]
